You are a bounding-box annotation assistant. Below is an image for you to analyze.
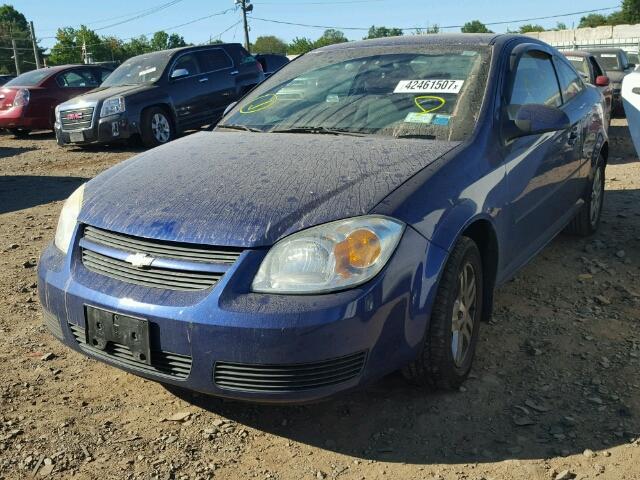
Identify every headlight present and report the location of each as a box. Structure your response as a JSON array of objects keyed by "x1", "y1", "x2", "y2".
[
  {"x1": 252, "y1": 216, "x2": 405, "y2": 294},
  {"x1": 54, "y1": 184, "x2": 85, "y2": 254},
  {"x1": 100, "y1": 96, "x2": 125, "y2": 117}
]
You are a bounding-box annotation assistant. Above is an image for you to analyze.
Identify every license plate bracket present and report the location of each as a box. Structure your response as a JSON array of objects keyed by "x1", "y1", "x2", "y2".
[
  {"x1": 85, "y1": 306, "x2": 151, "y2": 365},
  {"x1": 69, "y1": 131, "x2": 84, "y2": 143}
]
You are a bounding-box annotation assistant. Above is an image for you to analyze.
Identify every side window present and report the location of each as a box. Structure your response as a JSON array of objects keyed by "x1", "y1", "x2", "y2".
[
  {"x1": 509, "y1": 52, "x2": 562, "y2": 107},
  {"x1": 57, "y1": 69, "x2": 99, "y2": 88},
  {"x1": 95, "y1": 68, "x2": 112, "y2": 83},
  {"x1": 171, "y1": 53, "x2": 200, "y2": 78},
  {"x1": 555, "y1": 58, "x2": 584, "y2": 103},
  {"x1": 196, "y1": 49, "x2": 233, "y2": 72},
  {"x1": 590, "y1": 57, "x2": 604, "y2": 78}
]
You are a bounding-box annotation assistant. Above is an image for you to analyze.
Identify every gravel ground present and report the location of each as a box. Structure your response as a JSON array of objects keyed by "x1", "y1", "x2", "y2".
[{"x1": 0, "y1": 122, "x2": 639, "y2": 480}]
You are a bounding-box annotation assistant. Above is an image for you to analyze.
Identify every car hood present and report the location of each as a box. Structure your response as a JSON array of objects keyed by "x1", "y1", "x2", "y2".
[
  {"x1": 80, "y1": 132, "x2": 459, "y2": 247},
  {"x1": 62, "y1": 84, "x2": 155, "y2": 105}
]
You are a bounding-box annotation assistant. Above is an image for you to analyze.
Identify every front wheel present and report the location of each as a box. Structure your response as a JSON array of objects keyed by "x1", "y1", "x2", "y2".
[
  {"x1": 403, "y1": 236, "x2": 483, "y2": 390},
  {"x1": 140, "y1": 107, "x2": 175, "y2": 148},
  {"x1": 565, "y1": 157, "x2": 605, "y2": 236}
]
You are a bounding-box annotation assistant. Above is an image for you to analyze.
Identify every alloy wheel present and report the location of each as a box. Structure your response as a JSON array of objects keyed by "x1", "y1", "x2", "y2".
[
  {"x1": 589, "y1": 166, "x2": 603, "y2": 227},
  {"x1": 151, "y1": 113, "x2": 171, "y2": 143},
  {"x1": 451, "y1": 262, "x2": 477, "y2": 367}
]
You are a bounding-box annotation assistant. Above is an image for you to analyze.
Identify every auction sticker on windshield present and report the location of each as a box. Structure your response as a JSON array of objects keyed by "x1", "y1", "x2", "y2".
[{"x1": 394, "y1": 79, "x2": 464, "y2": 94}]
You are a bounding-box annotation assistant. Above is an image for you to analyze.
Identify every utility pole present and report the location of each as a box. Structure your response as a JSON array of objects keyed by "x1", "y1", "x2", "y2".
[
  {"x1": 29, "y1": 21, "x2": 42, "y2": 69},
  {"x1": 236, "y1": 0, "x2": 253, "y2": 53},
  {"x1": 11, "y1": 39, "x2": 20, "y2": 75}
]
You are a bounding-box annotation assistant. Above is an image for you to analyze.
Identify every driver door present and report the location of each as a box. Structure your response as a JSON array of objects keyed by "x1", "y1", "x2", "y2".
[{"x1": 168, "y1": 52, "x2": 208, "y2": 128}]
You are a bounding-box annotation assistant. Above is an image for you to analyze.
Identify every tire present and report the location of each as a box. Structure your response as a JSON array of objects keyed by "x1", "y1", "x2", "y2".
[
  {"x1": 403, "y1": 236, "x2": 483, "y2": 390},
  {"x1": 140, "y1": 107, "x2": 174, "y2": 148},
  {"x1": 10, "y1": 128, "x2": 30, "y2": 138},
  {"x1": 565, "y1": 156, "x2": 605, "y2": 236}
]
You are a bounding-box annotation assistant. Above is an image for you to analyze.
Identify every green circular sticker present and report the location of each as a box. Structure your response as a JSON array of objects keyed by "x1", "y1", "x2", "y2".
[{"x1": 239, "y1": 93, "x2": 278, "y2": 114}]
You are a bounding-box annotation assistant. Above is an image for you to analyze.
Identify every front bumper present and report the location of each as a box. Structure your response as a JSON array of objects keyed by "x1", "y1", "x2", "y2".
[
  {"x1": 38, "y1": 225, "x2": 447, "y2": 403},
  {"x1": 55, "y1": 114, "x2": 136, "y2": 146}
]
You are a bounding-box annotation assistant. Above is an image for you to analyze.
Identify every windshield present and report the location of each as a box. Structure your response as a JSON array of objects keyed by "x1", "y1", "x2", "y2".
[
  {"x1": 219, "y1": 45, "x2": 491, "y2": 141},
  {"x1": 101, "y1": 52, "x2": 171, "y2": 86},
  {"x1": 565, "y1": 55, "x2": 589, "y2": 78},
  {"x1": 593, "y1": 52, "x2": 621, "y2": 71},
  {"x1": 5, "y1": 69, "x2": 51, "y2": 87}
]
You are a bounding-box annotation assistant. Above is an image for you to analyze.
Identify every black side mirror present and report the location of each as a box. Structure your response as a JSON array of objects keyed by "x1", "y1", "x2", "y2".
[{"x1": 504, "y1": 104, "x2": 571, "y2": 140}]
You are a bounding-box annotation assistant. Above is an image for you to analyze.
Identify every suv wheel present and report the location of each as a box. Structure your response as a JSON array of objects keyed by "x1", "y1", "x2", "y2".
[
  {"x1": 141, "y1": 107, "x2": 174, "y2": 148},
  {"x1": 403, "y1": 236, "x2": 483, "y2": 390}
]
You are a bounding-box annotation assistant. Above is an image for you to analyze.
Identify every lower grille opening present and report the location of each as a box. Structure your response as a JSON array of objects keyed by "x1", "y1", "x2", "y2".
[
  {"x1": 69, "y1": 324, "x2": 192, "y2": 379},
  {"x1": 43, "y1": 309, "x2": 63, "y2": 340},
  {"x1": 214, "y1": 351, "x2": 367, "y2": 393}
]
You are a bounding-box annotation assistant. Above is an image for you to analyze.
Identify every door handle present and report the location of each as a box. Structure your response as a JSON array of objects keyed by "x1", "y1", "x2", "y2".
[
  {"x1": 230, "y1": 70, "x2": 239, "y2": 76},
  {"x1": 199, "y1": 77, "x2": 209, "y2": 83}
]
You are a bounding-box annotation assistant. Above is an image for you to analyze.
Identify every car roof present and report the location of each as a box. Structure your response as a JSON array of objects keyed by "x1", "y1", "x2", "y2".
[{"x1": 314, "y1": 33, "x2": 532, "y2": 52}]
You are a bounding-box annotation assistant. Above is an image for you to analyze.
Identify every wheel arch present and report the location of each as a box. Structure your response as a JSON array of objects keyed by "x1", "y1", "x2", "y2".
[{"x1": 140, "y1": 103, "x2": 177, "y2": 133}]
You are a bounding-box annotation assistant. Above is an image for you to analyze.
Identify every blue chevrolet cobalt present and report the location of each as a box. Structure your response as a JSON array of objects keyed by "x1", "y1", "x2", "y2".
[{"x1": 39, "y1": 34, "x2": 608, "y2": 403}]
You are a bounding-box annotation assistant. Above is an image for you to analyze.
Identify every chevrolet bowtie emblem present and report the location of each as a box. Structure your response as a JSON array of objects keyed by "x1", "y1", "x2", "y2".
[{"x1": 125, "y1": 252, "x2": 155, "y2": 268}]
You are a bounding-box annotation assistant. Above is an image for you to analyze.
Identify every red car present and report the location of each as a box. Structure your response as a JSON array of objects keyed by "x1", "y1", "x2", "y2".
[{"x1": 0, "y1": 65, "x2": 112, "y2": 137}]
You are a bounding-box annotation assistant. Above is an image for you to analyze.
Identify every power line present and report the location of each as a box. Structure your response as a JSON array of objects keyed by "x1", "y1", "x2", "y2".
[{"x1": 251, "y1": 6, "x2": 620, "y2": 32}]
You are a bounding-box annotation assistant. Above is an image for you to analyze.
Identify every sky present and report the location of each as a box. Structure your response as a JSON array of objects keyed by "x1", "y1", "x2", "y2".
[{"x1": 12, "y1": 0, "x2": 622, "y2": 52}]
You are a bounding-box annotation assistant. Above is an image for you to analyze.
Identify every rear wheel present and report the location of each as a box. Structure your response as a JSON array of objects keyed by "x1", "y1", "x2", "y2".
[
  {"x1": 565, "y1": 156, "x2": 605, "y2": 236},
  {"x1": 140, "y1": 107, "x2": 174, "y2": 148},
  {"x1": 10, "y1": 128, "x2": 30, "y2": 138},
  {"x1": 403, "y1": 236, "x2": 483, "y2": 390}
]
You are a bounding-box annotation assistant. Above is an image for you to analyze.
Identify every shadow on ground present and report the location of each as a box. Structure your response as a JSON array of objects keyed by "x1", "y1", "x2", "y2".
[
  {"x1": 0, "y1": 175, "x2": 88, "y2": 214},
  {"x1": 169, "y1": 188, "x2": 640, "y2": 465}
]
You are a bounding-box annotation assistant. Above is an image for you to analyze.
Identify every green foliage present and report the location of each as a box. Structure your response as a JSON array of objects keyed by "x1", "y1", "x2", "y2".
[
  {"x1": 554, "y1": 22, "x2": 568, "y2": 31},
  {"x1": 461, "y1": 20, "x2": 492, "y2": 33},
  {"x1": 287, "y1": 36, "x2": 314, "y2": 55},
  {"x1": 622, "y1": 0, "x2": 640, "y2": 24},
  {"x1": 252, "y1": 35, "x2": 288, "y2": 55},
  {"x1": 314, "y1": 29, "x2": 348, "y2": 48},
  {"x1": 518, "y1": 24, "x2": 545, "y2": 33},
  {"x1": 365, "y1": 25, "x2": 403, "y2": 39},
  {"x1": 578, "y1": 13, "x2": 610, "y2": 28},
  {"x1": 0, "y1": 4, "x2": 37, "y2": 74}
]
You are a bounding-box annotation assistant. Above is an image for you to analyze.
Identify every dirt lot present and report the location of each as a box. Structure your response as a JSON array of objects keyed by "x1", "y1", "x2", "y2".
[{"x1": 0, "y1": 122, "x2": 639, "y2": 480}]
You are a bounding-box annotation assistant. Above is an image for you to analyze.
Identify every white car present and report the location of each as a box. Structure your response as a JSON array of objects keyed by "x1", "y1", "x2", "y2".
[{"x1": 622, "y1": 68, "x2": 640, "y2": 157}]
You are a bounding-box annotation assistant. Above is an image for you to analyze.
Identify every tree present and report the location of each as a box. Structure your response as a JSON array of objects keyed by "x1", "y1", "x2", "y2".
[
  {"x1": 518, "y1": 24, "x2": 545, "y2": 33},
  {"x1": 554, "y1": 22, "x2": 568, "y2": 31},
  {"x1": 124, "y1": 36, "x2": 151, "y2": 57},
  {"x1": 252, "y1": 35, "x2": 288, "y2": 55},
  {"x1": 365, "y1": 25, "x2": 403, "y2": 39},
  {"x1": 150, "y1": 31, "x2": 187, "y2": 51},
  {"x1": 461, "y1": 20, "x2": 492, "y2": 33},
  {"x1": 578, "y1": 14, "x2": 609, "y2": 28},
  {"x1": 288, "y1": 37, "x2": 314, "y2": 55},
  {"x1": 314, "y1": 29, "x2": 348, "y2": 48},
  {"x1": 607, "y1": 11, "x2": 627, "y2": 26},
  {"x1": 0, "y1": 4, "x2": 35, "y2": 74},
  {"x1": 622, "y1": 0, "x2": 640, "y2": 24},
  {"x1": 48, "y1": 26, "x2": 109, "y2": 65}
]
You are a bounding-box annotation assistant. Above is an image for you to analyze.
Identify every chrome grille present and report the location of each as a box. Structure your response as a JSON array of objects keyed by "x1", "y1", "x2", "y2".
[
  {"x1": 60, "y1": 107, "x2": 94, "y2": 131},
  {"x1": 69, "y1": 323, "x2": 192, "y2": 379},
  {"x1": 81, "y1": 226, "x2": 242, "y2": 291},
  {"x1": 214, "y1": 351, "x2": 367, "y2": 393}
]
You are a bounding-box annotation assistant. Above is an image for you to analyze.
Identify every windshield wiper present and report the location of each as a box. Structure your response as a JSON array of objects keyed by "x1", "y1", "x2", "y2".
[
  {"x1": 271, "y1": 126, "x2": 365, "y2": 137},
  {"x1": 395, "y1": 133, "x2": 436, "y2": 139},
  {"x1": 216, "y1": 124, "x2": 263, "y2": 132}
]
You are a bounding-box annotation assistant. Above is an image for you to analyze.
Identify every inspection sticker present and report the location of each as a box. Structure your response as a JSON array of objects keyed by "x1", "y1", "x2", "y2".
[
  {"x1": 404, "y1": 112, "x2": 434, "y2": 124},
  {"x1": 394, "y1": 79, "x2": 464, "y2": 94},
  {"x1": 565, "y1": 56, "x2": 583, "y2": 62},
  {"x1": 138, "y1": 67, "x2": 157, "y2": 76}
]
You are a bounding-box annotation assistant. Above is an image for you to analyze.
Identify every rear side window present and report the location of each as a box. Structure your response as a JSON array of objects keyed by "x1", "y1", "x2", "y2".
[
  {"x1": 57, "y1": 69, "x2": 100, "y2": 88},
  {"x1": 510, "y1": 52, "x2": 562, "y2": 107},
  {"x1": 196, "y1": 49, "x2": 233, "y2": 72},
  {"x1": 555, "y1": 59, "x2": 584, "y2": 103}
]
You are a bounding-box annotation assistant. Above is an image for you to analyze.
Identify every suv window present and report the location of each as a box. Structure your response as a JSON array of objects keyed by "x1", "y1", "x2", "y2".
[
  {"x1": 94, "y1": 68, "x2": 112, "y2": 83},
  {"x1": 57, "y1": 69, "x2": 99, "y2": 88},
  {"x1": 171, "y1": 53, "x2": 200, "y2": 78},
  {"x1": 510, "y1": 51, "x2": 562, "y2": 107},
  {"x1": 555, "y1": 58, "x2": 584, "y2": 103},
  {"x1": 196, "y1": 49, "x2": 233, "y2": 72}
]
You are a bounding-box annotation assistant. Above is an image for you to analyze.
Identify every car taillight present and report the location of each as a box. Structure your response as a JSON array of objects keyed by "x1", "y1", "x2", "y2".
[{"x1": 13, "y1": 88, "x2": 30, "y2": 107}]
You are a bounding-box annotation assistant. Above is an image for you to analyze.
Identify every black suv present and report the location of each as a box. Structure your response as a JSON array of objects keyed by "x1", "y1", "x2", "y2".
[{"x1": 54, "y1": 44, "x2": 264, "y2": 147}]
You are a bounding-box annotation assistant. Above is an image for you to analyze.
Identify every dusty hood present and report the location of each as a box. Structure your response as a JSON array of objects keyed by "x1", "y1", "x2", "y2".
[{"x1": 80, "y1": 131, "x2": 459, "y2": 247}]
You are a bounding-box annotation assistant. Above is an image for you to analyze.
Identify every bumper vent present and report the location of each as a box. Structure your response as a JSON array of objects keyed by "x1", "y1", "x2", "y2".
[
  {"x1": 69, "y1": 323, "x2": 192, "y2": 379},
  {"x1": 43, "y1": 309, "x2": 63, "y2": 340},
  {"x1": 214, "y1": 351, "x2": 367, "y2": 393},
  {"x1": 60, "y1": 107, "x2": 94, "y2": 131},
  {"x1": 80, "y1": 226, "x2": 242, "y2": 291}
]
